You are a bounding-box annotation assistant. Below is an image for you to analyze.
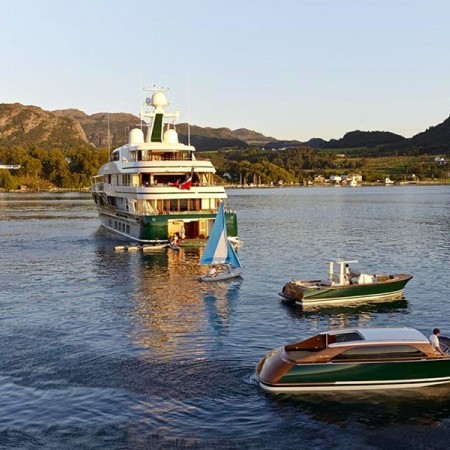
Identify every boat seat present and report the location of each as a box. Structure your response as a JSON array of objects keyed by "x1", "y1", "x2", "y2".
[{"x1": 355, "y1": 273, "x2": 374, "y2": 284}]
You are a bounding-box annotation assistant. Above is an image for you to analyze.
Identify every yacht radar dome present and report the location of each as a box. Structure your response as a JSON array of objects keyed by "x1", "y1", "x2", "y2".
[
  {"x1": 129, "y1": 128, "x2": 144, "y2": 145},
  {"x1": 151, "y1": 92, "x2": 168, "y2": 109},
  {"x1": 163, "y1": 128, "x2": 179, "y2": 144}
]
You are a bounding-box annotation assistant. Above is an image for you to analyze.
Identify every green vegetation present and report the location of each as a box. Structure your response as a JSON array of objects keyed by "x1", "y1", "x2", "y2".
[
  {"x1": 1, "y1": 102, "x2": 450, "y2": 190},
  {"x1": 0, "y1": 146, "x2": 109, "y2": 190},
  {"x1": 0, "y1": 143, "x2": 449, "y2": 192},
  {"x1": 202, "y1": 146, "x2": 450, "y2": 185}
]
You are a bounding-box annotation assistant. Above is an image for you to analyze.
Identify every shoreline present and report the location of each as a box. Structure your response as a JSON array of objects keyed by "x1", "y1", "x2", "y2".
[{"x1": 2, "y1": 180, "x2": 450, "y2": 194}]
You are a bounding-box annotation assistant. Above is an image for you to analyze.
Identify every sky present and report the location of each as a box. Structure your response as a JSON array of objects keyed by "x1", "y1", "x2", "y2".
[{"x1": 1, "y1": 0, "x2": 450, "y2": 141}]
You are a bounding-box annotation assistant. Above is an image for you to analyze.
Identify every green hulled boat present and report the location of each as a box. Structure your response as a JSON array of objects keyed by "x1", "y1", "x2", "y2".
[
  {"x1": 279, "y1": 259, "x2": 412, "y2": 305},
  {"x1": 256, "y1": 327, "x2": 450, "y2": 392}
]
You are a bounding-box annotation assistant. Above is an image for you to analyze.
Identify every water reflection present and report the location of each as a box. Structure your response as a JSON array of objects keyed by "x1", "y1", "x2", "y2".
[
  {"x1": 203, "y1": 281, "x2": 242, "y2": 341},
  {"x1": 92, "y1": 240, "x2": 243, "y2": 360},
  {"x1": 0, "y1": 192, "x2": 94, "y2": 220},
  {"x1": 282, "y1": 298, "x2": 409, "y2": 318},
  {"x1": 269, "y1": 384, "x2": 450, "y2": 428}
]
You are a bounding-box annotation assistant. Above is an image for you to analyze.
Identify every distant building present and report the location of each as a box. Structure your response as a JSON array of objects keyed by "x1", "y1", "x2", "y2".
[
  {"x1": 313, "y1": 175, "x2": 326, "y2": 184},
  {"x1": 435, "y1": 156, "x2": 449, "y2": 166},
  {"x1": 345, "y1": 173, "x2": 362, "y2": 182},
  {"x1": 329, "y1": 175, "x2": 342, "y2": 184}
]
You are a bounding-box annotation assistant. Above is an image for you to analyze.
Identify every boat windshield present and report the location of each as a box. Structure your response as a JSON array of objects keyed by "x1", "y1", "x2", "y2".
[{"x1": 328, "y1": 331, "x2": 364, "y2": 345}]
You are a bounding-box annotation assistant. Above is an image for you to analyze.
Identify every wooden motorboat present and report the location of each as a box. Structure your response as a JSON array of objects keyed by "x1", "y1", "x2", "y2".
[
  {"x1": 279, "y1": 259, "x2": 412, "y2": 305},
  {"x1": 256, "y1": 327, "x2": 450, "y2": 392}
]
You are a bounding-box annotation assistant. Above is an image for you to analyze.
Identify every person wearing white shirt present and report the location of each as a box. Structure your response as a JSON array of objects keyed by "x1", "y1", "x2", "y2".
[{"x1": 429, "y1": 328, "x2": 445, "y2": 355}]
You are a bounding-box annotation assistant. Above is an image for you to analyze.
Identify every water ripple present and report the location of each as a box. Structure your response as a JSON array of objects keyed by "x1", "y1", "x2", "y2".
[{"x1": 2, "y1": 188, "x2": 450, "y2": 448}]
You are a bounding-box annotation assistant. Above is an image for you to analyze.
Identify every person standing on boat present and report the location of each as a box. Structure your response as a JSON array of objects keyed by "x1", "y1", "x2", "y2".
[
  {"x1": 344, "y1": 264, "x2": 351, "y2": 285},
  {"x1": 429, "y1": 328, "x2": 446, "y2": 355}
]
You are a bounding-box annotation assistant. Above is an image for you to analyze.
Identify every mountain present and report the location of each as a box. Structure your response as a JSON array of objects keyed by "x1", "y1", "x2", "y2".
[
  {"x1": 326, "y1": 130, "x2": 406, "y2": 148},
  {"x1": 264, "y1": 139, "x2": 304, "y2": 149},
  {"x1": 52, "y1": 109, "x2": 139, "y2": 148},
  {"x1": 175, "y1": 124, "x2": 249, "y2": 150},
  {"x1": 3, "y1": 102, "x2": 450, "y2": 153},
  {"x1": 232, "y1": 128, "x2": 277, "y2": 145},
  {"x1": 0, "y1": 103, "x2": 88, "y2": 149},
  {"x1": 303, "y1": 138, "x2": 327, "y2": 149},
  {"x1": 412, "y1": 115, "x2": 450, "y2": 149},
  {"x1": 51, "y1": 111, "x2": 251, "y2": 150}
]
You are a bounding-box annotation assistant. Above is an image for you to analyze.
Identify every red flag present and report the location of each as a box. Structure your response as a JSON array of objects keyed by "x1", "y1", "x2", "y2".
[
  {"x1": 179, "y1": 167, "x2": 194, "y2": 190},
  {"x1": 180, "y1": 178, "x2": 191, "y2": 190}
]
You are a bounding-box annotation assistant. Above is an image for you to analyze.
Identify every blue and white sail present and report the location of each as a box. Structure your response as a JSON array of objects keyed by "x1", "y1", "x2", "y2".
[{"x1": 199, "y1": 203, "x2": 242, "y2": 268}]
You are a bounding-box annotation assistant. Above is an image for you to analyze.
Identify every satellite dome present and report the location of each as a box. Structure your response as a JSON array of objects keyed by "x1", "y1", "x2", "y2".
[
  {"x1": 129, "y1": 128, "x2": 144, "y2": 145},
  {"x1": 151, "y1": 92, "x2": 168, "y2": 109},
  {"x1": 163, "y1": 128, "x2": 179, "y2": 144}
]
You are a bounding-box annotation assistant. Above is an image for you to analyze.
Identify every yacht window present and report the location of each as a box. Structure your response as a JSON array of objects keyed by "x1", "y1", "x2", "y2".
[
  {"x1": 332, "y1": 345, "x2": 426, "y2": 360},
  {"x1": 329, "y1": 331, "x2": 364, "y2": 344}
]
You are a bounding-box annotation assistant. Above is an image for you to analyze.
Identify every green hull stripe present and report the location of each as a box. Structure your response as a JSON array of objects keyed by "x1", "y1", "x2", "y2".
[
  {"x1": 97, "y1": 208, "x2": 238, "y2": 242},
  {"x1": 280, "y1": 359, "x2": 450, "y2": 384},
  {"x1": 302, "y1": 280, "x2": 410, "y2": 300}
]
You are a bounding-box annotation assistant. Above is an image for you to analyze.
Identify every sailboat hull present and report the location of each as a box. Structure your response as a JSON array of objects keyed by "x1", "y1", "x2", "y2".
[{"x1": 198, "y1": 268, "x2": 243, "y2": 282}]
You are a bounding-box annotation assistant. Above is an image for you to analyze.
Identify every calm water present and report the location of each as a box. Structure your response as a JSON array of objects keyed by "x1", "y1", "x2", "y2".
[{"x1": 1, "y1": 186, "x2": 450, "y2": 449}]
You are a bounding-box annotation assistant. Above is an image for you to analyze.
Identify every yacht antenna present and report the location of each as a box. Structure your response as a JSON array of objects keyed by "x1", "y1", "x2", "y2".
[
  {"x1": 187, "y1": 73, "x2": 191, "y2": 146},
  {"x1": 107, "y1": 113, "x2": 111, "y2": 152}
]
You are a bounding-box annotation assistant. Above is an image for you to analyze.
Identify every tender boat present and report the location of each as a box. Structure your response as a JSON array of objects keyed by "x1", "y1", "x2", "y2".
[
  {"x1": 256, "y1": 327, "x2": 450, "y2": 392},
  {"x1": 91, "y1": 86, "x2": 238, "y2": 244},
  {"x1": 279, "y1": 259, "x2": 412, "y2": 305},
  {"x1": 198, "y1": 203, "x2": 243, "y2": 282}
]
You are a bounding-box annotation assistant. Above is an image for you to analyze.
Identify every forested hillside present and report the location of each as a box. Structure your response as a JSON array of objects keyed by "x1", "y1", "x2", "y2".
[{"x1": 1, "y1": 101, "x2": 450, "y2": 191}]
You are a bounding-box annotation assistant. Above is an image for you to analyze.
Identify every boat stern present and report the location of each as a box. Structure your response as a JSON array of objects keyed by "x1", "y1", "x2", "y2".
[
  {"x1": 256, "y1": 347, "x2": 295, "y2": 390},
  {"x1": 279, "y1": 281, "x2": 305, "y2": 302}
]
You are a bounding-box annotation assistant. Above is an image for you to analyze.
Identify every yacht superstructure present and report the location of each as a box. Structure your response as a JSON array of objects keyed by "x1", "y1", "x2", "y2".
[{"x1": 91, "y1": 87, "x2": 238, "y2": 243}]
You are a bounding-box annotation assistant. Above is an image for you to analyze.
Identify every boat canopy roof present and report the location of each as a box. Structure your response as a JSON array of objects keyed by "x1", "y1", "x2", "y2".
[
  {"x1": 329, "y1": 258, "x2": 358, "y2": 265},
  {"x1": 325, "y1": 327, "x2": 429, "y2": 346}
]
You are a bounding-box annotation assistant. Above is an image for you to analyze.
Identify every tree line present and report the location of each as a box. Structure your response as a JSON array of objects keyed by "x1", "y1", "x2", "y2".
[
  {"x1": 0, "y1": 146, "x2": 109, "y2": 190},
  {"x1": 0, "y1": 144, "x2": 448, "y2": 191}
]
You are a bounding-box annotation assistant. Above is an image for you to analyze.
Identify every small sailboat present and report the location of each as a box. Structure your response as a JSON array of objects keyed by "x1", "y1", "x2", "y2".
[{"x1": 198, "y1": 203, "x2": 243, "y2": 282}]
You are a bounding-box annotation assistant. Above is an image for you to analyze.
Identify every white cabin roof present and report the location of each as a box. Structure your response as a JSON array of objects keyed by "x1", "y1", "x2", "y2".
[
  {"x1": 329, "y1": 258, "x2": 358, "y2": 265},
  {"x1": 326, "y1": 327, "x2": 429, "y2": 345}
]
